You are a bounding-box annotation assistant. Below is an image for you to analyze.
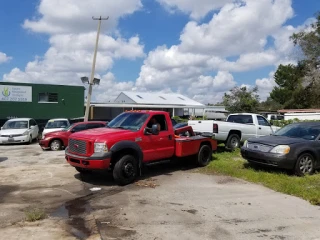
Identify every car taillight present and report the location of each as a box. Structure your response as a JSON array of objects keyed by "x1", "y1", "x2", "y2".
[{"x1": 213, "y1": 124, "x2": 218, "y2": 133}]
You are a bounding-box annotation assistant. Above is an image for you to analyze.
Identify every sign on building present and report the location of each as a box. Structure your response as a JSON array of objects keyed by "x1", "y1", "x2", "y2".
[{"x1": 0, "y1": 85, "x2": 32, "y2": 102}]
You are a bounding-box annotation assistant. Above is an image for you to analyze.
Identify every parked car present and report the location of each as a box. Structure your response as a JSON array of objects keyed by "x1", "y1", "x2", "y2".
[
  {"x1": 188, "y1": 113, "x2": 281, "y2": 150},
  {"x1": 241, "y1": 122, "x2": 320, "y2": 175},
  {"x1": 42, "y1": 118, "x2": 70, "y2": 136},
  {"x1": 39, "y1": 121, "x2": 106, "y2": 151},
  {"x1": 0, "y1": 118, "x2": 39, "y2": 144},
  {"x1": 65, "y1": 110, "x2": 217, "y2": 185}
]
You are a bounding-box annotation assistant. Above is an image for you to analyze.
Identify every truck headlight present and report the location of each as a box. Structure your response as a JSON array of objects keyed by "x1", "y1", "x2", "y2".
[
  {"x1": 243, "y1": 140, "x2": 248, "y2": 148},
  {"x1": 270, "y1": 145, "x2": 290, "y2": 154},
  {"x1": 94, "y1": 142, "x2": 108, "y2": 153}
]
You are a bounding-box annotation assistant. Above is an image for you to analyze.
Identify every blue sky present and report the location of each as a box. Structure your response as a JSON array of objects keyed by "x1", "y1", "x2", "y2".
[{"x1": 0, "y1": 0, "x2": 319, "y2": 103}]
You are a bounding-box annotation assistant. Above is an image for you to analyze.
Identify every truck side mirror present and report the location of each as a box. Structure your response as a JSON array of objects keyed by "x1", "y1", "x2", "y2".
[{"x1": 151, "y1": 124, "x2": 159, "y2": 135}]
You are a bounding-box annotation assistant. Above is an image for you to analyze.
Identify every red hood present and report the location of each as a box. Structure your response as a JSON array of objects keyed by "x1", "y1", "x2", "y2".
[
  {"x1": 44, "y1": 130, "x2": 66, "y2": 136},
  {"x1": 70, "y1": 128, "x2": 136, "y2": 141}
]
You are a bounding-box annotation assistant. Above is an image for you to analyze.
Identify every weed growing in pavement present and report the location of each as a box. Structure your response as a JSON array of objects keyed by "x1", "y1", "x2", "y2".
[
  {"x1": 201, "y1": 147, "x2": 320, "y2": 206},
  {"x1": 24, "y1": 208, "x2": 47, "y2": 222}
]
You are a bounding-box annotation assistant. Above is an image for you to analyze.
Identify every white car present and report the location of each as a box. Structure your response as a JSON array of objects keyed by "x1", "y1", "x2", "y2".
[
  {"x1": 42, "y1": 118, "x2": 70, "y2": 136},
  {"x1": 0, "y1": 118, "x2": 39, "y2": 144}
]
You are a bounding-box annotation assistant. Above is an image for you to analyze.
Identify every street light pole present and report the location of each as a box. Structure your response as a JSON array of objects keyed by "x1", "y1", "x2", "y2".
[{"x1": 84, "y1": 16, "x2": 109, "y2": 122}]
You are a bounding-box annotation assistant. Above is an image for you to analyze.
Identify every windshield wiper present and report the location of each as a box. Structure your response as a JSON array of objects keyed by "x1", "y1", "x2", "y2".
[{"x1": 112, "y1": 126, "x2": 126, "y2": 129}]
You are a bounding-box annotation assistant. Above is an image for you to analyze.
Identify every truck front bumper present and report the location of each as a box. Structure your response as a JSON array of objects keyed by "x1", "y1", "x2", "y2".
[{"x1": 65, "y1": 147, "x2": 112, "y2": 170}]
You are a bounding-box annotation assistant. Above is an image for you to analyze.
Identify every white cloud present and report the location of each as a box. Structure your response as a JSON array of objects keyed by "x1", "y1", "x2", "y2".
[
  {"x1": 179, "y1": 0, "x2": 294, "y2": 56},
  {"x1": 2, "y1": 0, "x2": 313, "y2": 104},
  {"x1": 3, "y1": 0, "x2": 145, "y2": 102},
  {"x1": 157, "y1": 0, "x2": 233, "y2": 20},
  {"x1": 0, "y1": 52, "x2": 12, "y2": 64},
  {"x1": 136, "y1": 0, "x2": 297, "y2": 103},
  {"x1": 255, "y1": 71, "x2": 276, "y2": 101},
  {"x1": 23, "y1": 0, "x2": 143, "y2": 34},
  {"x1": 3, "y1": 33, "x2": 144, "y2": 85}
]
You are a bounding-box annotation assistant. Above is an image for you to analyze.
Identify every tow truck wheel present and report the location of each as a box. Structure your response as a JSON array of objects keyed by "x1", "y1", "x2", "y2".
[
  {"x1": 113, "y1": 155, "x2": 138, "y2": 186},
  {"x1": 197, "y1": 145, "x2": 212, "y2": 167}
]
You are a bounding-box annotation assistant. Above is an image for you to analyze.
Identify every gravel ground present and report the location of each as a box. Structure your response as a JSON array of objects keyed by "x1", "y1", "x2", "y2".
[{"x1": 0, "y1": 143, "x2": 320, "y2": 240}]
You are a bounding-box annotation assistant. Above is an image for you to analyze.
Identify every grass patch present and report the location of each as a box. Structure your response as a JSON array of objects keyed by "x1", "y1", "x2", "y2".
[
  {"x1": 24, "y1": 208, "x2": 47, "y2": 222},
  {"x1": 203, "y1": 148, "x2": 320, "y2": 205}
]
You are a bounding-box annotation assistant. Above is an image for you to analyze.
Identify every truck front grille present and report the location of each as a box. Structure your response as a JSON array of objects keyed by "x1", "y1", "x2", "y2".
[{"x1": 69, "y1": 138, "x2": 87, "y2": 155}]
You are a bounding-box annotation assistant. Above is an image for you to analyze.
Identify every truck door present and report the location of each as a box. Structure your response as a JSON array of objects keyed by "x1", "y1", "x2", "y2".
[
  {"x1": 144, "y1": 114, "x2": 175, "y2": 161},
  {"x1": 256, "y1": 115, "x2": 273, "y2": 137}
]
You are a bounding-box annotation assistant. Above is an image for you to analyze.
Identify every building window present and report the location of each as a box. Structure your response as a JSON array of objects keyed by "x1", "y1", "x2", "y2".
[
  {"x1": 178, "y1": 97, "x2": 185, "y2": 100},
  {"x1": 38, "y1": 93, "x2": 58, "y2": 103},
  {"x1": 159, "y1": 96, "x2": 166, "y2": 100},
  {"x1": 136, "y1": 95, "x2": 143, "y2": 99}
]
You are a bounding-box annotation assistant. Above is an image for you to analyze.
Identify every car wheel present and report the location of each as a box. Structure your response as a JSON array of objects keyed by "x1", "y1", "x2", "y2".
[
  {"x1": 226, "y1": 134, "x2": 240, "y2": 150},
  {"x1": 295, "y1": 153, "x2": 315, "y2": 176},
  {"x1": 113, "y1": 155, "x2": 138, "y2": 186},
  {"x1": 197, "y1": 145, "x2": 212, "y2": 167},
  {"x1": 50, "y1": 140, "x2": 62, "y2": 151},
  {"x1": 75, "y1": 167, "x2": 92, "y2": 174}
]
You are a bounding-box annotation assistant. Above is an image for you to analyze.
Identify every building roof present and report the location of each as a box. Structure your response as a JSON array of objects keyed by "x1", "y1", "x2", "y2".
[
  {"x1": 278, "y1": 109, "x2": 320, "y2": 113},
  {"x1": 90, "y1": 103, "x2": 206, "y2": 109},
  {"x1": 115, "y1": 91, "x2": 204, "y2": 106}
]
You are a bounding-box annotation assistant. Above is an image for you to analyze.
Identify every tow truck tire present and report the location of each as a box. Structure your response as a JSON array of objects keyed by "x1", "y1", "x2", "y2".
[
  {"x1": 197, "y1": 145, "x2": 212, "y2": 167},
  {"x1": 113, "y1": 155, "x2": 138, "y2": 186},
  {"x1": 226, "y1": 134, "x2": 240, "y2": 151}
]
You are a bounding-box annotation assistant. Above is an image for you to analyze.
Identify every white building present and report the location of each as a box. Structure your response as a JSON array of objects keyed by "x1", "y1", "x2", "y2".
[{"x1": 88, "y1": 91, "x2": 227, "y2": 121}]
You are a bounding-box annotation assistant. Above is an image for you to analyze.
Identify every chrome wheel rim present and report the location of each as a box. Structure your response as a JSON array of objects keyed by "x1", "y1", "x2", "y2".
[
  {"x1": 51, "y1": 141, "x2": 60, "y2": 151},
  {"x1": 230, "y1": 137, "x2": 239, "y2": 148},
  {"x1": 299, "y1": 156, "x2": 313, "y2": 174}
]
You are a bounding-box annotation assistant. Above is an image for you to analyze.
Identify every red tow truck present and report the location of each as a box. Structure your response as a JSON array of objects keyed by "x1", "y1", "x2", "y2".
[{"x1": 65, "y1": 110, "x2": 217, "y2": 185}]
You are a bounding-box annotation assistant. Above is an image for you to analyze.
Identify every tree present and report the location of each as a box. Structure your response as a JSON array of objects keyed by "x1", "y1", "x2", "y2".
[
  {"x1": 290, "y1": 12, "x2": 320, "y2": 107},
  {"x1": 269, "y1": 63, "x2": 306, "y2": 108},
  {"x1": 223, "y1": 86, "x2": 260, "y2": 113},
  {"x1": 259, "y1": 97, "x2": 282, "y2": 111},
  {"x1": 269, "y1": 11, "x2": 320, "y2": 108}
]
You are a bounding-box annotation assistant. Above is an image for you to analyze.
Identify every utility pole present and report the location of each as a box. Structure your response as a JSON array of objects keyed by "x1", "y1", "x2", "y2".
[{"x1": 84, "y1": 16, "x2": 109, "y2": 122}]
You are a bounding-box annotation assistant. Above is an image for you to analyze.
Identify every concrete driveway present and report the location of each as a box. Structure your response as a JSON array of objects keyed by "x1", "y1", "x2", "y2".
[{"x1": 0, "y1": 143, "x2": 320, "y2": 240}]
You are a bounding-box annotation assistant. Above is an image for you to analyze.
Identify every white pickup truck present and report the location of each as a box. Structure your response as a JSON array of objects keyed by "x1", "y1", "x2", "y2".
[{"x1": 188, "y1": 113, "x2": 281, "y2": 150}]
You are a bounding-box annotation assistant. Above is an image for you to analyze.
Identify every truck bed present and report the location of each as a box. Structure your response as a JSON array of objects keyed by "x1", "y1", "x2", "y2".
[{"x1": 174, "y1": 135, "x2": 217, "y2": 157}]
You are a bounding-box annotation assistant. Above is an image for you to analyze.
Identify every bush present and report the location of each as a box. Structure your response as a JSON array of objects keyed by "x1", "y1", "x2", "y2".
[{"x1": 271, "y1": 118, "x2": 320, "y2": 127}]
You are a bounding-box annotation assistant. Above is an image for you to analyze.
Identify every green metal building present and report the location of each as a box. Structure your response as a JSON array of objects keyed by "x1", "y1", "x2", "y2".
[{"x1": 0, "y1": 82, "x2": 85, "y2": 125}]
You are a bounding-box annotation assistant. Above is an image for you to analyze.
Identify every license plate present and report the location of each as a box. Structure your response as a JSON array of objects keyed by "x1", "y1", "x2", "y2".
[{"x1": 8, "y1": 137, "x2": 14, "y2": 142}]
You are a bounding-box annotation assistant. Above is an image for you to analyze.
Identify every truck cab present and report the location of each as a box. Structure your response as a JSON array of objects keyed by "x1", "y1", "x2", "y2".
[{"x1": 65, "y1": 110, "x2": 217, "y2": 185}]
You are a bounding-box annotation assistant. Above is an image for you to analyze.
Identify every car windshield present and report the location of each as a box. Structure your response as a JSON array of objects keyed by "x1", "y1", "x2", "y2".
[
  {"x1": 62, "y1": 123, "x2": 75, "y2": 131},
  {"x1": 107, "y1": 112, "x2": 149, "y2": 131},
  {"x1": 274, "y1": 124, "x2": 320, "y2": 140},
  {"x1": 2, "y1": 120, "x2": 28, "y2": 129},
  {"x1": 45, "y1": 120, "x2": 69, "y2": 129}
]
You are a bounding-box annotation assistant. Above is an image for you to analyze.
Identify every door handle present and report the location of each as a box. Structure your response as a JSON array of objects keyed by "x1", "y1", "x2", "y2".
[{"x1": 259, "y1": 127, "x2": 261, "y2": 130}]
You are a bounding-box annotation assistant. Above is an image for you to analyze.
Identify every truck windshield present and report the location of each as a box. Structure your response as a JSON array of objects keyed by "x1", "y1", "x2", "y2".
[{"x1": 107, "y1": 112, "x2": 149, "y2": 131}]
